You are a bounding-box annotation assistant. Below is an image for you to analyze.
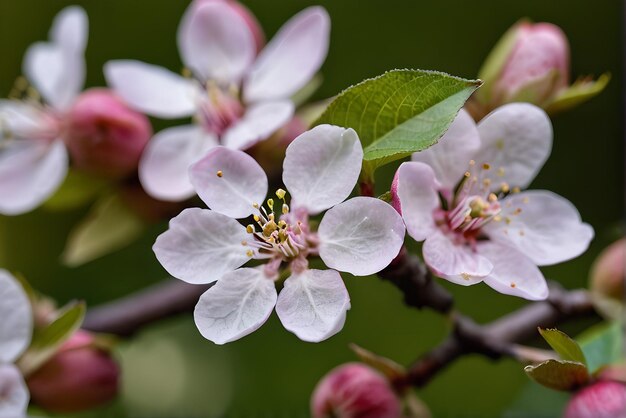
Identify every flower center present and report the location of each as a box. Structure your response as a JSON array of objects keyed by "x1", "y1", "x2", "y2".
[{"x1": 196, "y1": 81, "x2": 244, "y2": 137}]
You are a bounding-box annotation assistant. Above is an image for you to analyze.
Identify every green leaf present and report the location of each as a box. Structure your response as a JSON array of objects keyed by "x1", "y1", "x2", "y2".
[
  {"x1": 524, "y1": 359, "x2": 589, "y2": 391},
  {"x1": 545, "y1": 73, "x2": 611, "y2": 115},
  {"x1": 43, "y1": 169, "x2": 109, "y2": 211},
  {"x1": 538, "y1": 328, "x2": 587, "y2": 366},
  {"x1": 18, "y1": 301, "x2": 85, "y2": 375},
  {"x1": 314, "y1": 69, "x2": 481, "y2": 175},
  {"x1": 578, "y1": 321, "x2": 623, "y2": 373},
  {"x1": 61, "y1": 193, "x2": 147, "y2": 267}
]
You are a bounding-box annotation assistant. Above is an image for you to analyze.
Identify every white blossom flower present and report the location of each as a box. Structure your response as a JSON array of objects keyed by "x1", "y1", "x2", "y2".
[
  {"x1": 153, "y1": 124, "x2": 405, "y2": 344},
  {"x1": 105, "y1": 2, "x2": 330, "y2": 202},
  {"x1": 0, "y1": 270, "x2": 33, "y2": 418},
  {"x1": 0, "y1": 7, "x2": 88, "y2": 215},
  {"x1": 392, "y1": 103, "x2": 594, "y2": 300}
]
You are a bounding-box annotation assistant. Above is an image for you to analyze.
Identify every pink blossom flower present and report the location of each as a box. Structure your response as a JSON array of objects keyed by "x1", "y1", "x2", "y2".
[
  {"x1": 105, "y1": 2, "x2": 330, "y2": 201},
  {"x1": 153, "y1": 125, "x2": 405, "y2": 344},
  {"x1": 564, "y1": 380, "x2": 626, "y2": 418},
  {"x1": 391, "y1": 103, "x2": 593, "y2": 300},
  {"x1": 0, "y1": 270, "x2": 33, "y2": 418}
]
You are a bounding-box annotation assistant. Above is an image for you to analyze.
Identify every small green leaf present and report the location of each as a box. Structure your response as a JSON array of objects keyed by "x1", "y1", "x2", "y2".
[
  {"x1": 538, "y1": 328, "x2": 587, "y2": 366},
  {"x1": 61, "y1": 193, "x2": 147, "y2": 267},
  {"x1": 18, "y1": 301, "x2": 85, "y2": 375},
  {"x1": 524, "y1": 359, "x2": 589, "y2": 391},
  {"x1": 578, "y1": 321, "x2": 623, "y2": 373},
  {"x1": 315, "y1": 69, "x2": 481, "y2": 175},
  {"x1": 545, "y1": 73, "x2": 611, "y2": 115},
  {"x1": 43, "y1": 169, "x2": 109, "y2": 211}
]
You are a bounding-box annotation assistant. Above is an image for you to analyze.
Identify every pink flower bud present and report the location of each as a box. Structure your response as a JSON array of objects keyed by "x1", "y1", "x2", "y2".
[
  {"x1": 65, "y1": 88, "x2": 152, "y2": 179},
  {"x1": 311, "y1": 363, "x2": 401, "y2": 418},
  {"x1": 590, "y1": 238, "x2": 625, "y2": 301},
  {"x1": 27, "y1": 330, "x2": 120, "y2": 414},
  {"x1": 494, "y1": 22, "x2": 570, "y2": 105},
  {"x1": 564, "y1": 380, "x2": 626, "y2": 418}
]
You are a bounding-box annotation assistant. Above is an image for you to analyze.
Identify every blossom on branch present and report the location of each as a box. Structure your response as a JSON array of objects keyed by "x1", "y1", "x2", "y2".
[
  {"x1": 153, "y1": 125, "x2": 405, "y2": 344},
  {"x1": 391, "y1": 104, "x2": 593, "y2": 300}
]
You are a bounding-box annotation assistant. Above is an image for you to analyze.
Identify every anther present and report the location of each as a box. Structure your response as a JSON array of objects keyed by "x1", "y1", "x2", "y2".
[
  {"x1": 253, "y1": 215, "x2": 260, "y2": 222},
  {"x1": 282, "y1": 204, "x2": 289, "y2": 214},
  {"x1": 267, "y1": 198, "x2": 274, "y2": 210},
  {"x1": 241, "y1": 240, "x2": 247, "y2": 246},
  {"x1": 512, "y1": 187, "x2": 521, "y2": 194},
  {"x1": 246, "y1": 225, "x2": 255, "y2": 233},
  {"x1": 488, "y1": 193, "x2": 498, "y2": 202},
  {"x1": 216, "y1": 170, "x2": 223, "y2": 177},
  {"x1": 253, "y1": 202, "x2": 259, "y2": 209},
  {"x1": 482, "y1": 163, "x2": 490, "y2": 170},
  {"x1": 500, "y1": 182, "x2": 510, "y2": 193},
  {"x1": 246, "y1": 250, "x2": 254, "y2": 257},
  {"x1": 276, "y1": 189, "x2": 286, "y2": 199}
]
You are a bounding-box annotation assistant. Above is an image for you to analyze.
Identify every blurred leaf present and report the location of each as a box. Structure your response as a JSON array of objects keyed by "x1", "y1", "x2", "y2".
[
  {"x1": 577, "y1": 321, "x2": 623, "y2": 373},
  {"x1": 538, "y1": 328, "x2": 587, "y2": 366},
  {"x1": 43, "y1": 169, "x2": 109, "y2": 211},
  {"x1": 546, "y1": 73, "x2": 611, "y2": 115},
  {"x1": 349, "y1": 343, "x2": 405, "y2": 380},
  {"x1": 18, "y1": 301, "x2": 85, "y2": 375},
  {"x1": 61, "y1": 193, "x2": 147, "y2": 267},
  {"x1": 524, "y1": 359, "x2": 589, "y2": 391},
  {"x1": 315, "y1": 69, "x2": 480, "y2": 176}
]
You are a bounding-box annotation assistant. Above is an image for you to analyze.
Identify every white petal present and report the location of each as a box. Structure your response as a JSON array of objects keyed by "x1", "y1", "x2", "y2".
[
  {"x1": 189, "y1": 146, "x2": 268, "y2": 218},
  {"x1": 0, "y1": 101, "x2": 57, "y2": 138},
  {"x1": 153, "y1": 208, "x2": 250, "y2": 284},
  {"x1": 412, "y1": 109, "x2": 480, "y2": 190},
  {"x1": 478, "y1": 242, "x2": 549, "y2": 300},
  {"x1": 0, "y1": 139, "x2": 68, "y2": 215},
  {"x1": 395, "y1": 162, "x2": 440, "y2": 242},
  {"x1": 423, "y1": 231, "x2": 492, "y2": 285},
  {"x1": 139, "y1": 125, "x2": 217, "y2": 202},
  {"x1": 194, "y1": 267, "x2": 277, "y2": 345},
  {"x1": 275, "y1": 269, "x2": 350, "y2": 343},
  {"x1": 244, "y1": 7, "x2": 330, "y2": 102},
  {"x1": 0, "y1": 270, "x2": 32, "y2": 363},
  {"x1": 221, "y1": 100, "x2": 294, "y2": 150},
  {"x1": 178, "y1": 1, "x2": 255, "y2": 83},
  {"x1": 104, "y1": 60, "x2": 198, "y2": 118},
  {"x1": 50, "y1": 6, "x2": 88, "y2": 53},
  {"x1": 476, "y1": 103, "x2": 552, "y2": 189},
  {"x1": 318, "y1": 197, "x2": 405, "y2": 276},
  {"x1": 0, "y1": 364, "x2": 29, "y2": 418},
  {"x1": 283, "y1": 125, "x2": 362, "y2": 215},
  {"x1": 484, "y1": 190, "x2": 594, "y2": 266}
]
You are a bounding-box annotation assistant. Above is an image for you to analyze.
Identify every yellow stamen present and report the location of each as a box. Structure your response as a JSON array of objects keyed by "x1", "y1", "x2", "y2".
[
  {"x1": 282, "y1": 204, "x2": 289, "y2": 214},
  {"x1": 216, "y1": 170, "x2": 223, "y2": 178},
  {"x1": 246, "y1": 250, "x2": 254, "y2": 257},
  {"x1": 276, "y1": 189, "x2": 286, "y2": 199},
  {"x1": 482, "y1": 163, "x2": 490, "y2": 170},
  {"x1": 246, "y1": 225, "x2": 255, "y2": 234}
]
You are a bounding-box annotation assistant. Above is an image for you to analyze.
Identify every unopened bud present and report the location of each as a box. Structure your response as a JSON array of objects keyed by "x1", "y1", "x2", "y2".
[
  {"x1": 589, "y1": 238, "x2": 625, "y2": 320},
  {"x1": 564, "y1": 380, "x2": 626, "y2": 418},
  {"x1": 311, "y1": 363, "x2": 401, "y2": 418},
  {"x1": 27, "y1": 330, "x2": 120, "y2": 413}
]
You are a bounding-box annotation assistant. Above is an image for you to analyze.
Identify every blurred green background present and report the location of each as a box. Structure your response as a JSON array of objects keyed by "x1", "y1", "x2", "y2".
[{"x1": 0, "y1": 0, "x2": 623, "y2": 417}]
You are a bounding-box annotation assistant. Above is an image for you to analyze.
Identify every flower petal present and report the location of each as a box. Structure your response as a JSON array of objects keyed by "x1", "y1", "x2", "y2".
[
  {"x1": 283, "y1": 125, "x2": 362, "y2": 215},
  {"x1": 476, "y1": 103, "x2": 552, "y2": 189},
  {"x1": 153, "y1": 207, "x2": 250, "y2": 284},
  {"x1": 478, "y1": 241, "x2": 549, "y2": 300},
  {"x1": 178, "y1": 1, "x2": 255, "y2": 83},
  {"x1": 50, "y1": 6, "x2": 88, "y2": 54},
  {"x1": 139, "y1": 125, "x2": 217, "y2": 202},
  {"x1": 395, "y1": 161, "x2": 440, "y2": 242},
  {"x1": 318, "y1": 197, "x2": 405, "y2": 276},
  {"x1": 244, "y1": 7, "x2": 330, "y2": 102},
  {"x1": 104, "y1": 60, "x2": 198, "y2": 118},
  {"x1": 275, "y1": 269, "x2": 350, "y2": 343},
  {"x1": 412, "y1": 109, "x2": 480, "y2": 190},
  {"x1": 0, "y1": 270, "x2": 32, "y2": 363},
  {"x1": 189, "y1": 146, "x2": 268, "y2": 218},
  {"x1": 423, "y1": 231, "x2": 493, "y2": 285},
  {"x1": 221, "y1": 100, "x2": 294, "y2": 150},
  {"x1": 0, "y1": 364, "x2": 29, "y2": 418},
  {"x1": 194, "y1": 267, "x2": 277, "y2": 345},
  {"x1": 484, "y1": 190, "x2": 594, "y2": 266},
  {"x1": 0, "y1": 139, "x2": 68, "y2": 215},
  {"x1": 0, "y1": 100, "x2": 58, "y2": 138}
]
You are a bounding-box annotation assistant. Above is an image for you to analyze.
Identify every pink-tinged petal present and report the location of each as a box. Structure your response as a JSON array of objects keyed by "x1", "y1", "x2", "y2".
[
  {"x1": 178, "y1": 1, "x2": 255, "y2": 83},
  {"x1": 50, "y1": 6, "x2": 88, "y2": 54},
  {"x1": 276, "y1": 269, "x2": 350, "y2": 343},
  {"x1": 476, "y1": 103, "x2": 552, "y2": 189},
  {"x1": 221, "y1": 100, "x2": 294, "y2": 150},
  {"x1": 283, "y1": 125, "x2": 362, "y2": 215},
  {"x1": 104, "y1": 60, "x2": 198, "y2": 119},
  {"x1": 318, "y1": 197, "x2": 405, "y2": 276},
  {"x1": 194, "y1": 267, "x2": 277, "y2": 345},
  {"x1": 423, "y1": 231, "x2": 492, "y2": 285},
  {"x1": 0, "y1": 364, "x2": 29, "y2": 418},
  {"x1": 0, "y1": 101, "x2": 58, "y2": 138},
  {"x1": 412, "y1": 109, "x2": 480, "y2": 190},
  {"x1": 244, "y1": 7, "x2": 330, "y2": 102},
  {"x1": 484, "y1": 190, "x2": 594, "y2": 266},
  {"x1": 0, "y1": 139, "x2": 68, "y2": 215},
  {"x1": 153, "y1": 207, "x2": 250, "y2": 284},
  {"x1": 189, "y1": 146, "x2": 268, "y2": 218},
  {"x1": 139, "y1": 125, "x2": 217, "y2": 202},
  {"x1": 478, "y1": 241, "x2": 548, "y2": 300},
  {"x1": 0, "y1": 270, "x2": 32, "y2": 363},
  {"x1": 394, "y1": 161, "x2": 440, "y2": 242}
]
